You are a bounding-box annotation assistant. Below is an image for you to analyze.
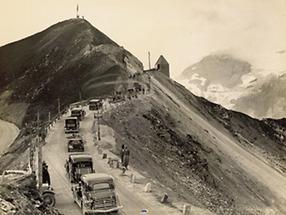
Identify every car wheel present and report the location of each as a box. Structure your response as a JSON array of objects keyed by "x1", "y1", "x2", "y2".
[{"x1": 42, "y1": 192, "x2": 56, "y2": 207}]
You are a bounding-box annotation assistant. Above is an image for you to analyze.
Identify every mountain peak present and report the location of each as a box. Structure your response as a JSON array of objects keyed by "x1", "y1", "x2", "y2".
[
  {"x1": 1, "y1": 18, "x2": 117, "y2": 51},
  {"x1": 0, "y1": 19, "x2": 142, "y2": 126},
  {"x1": 38, "y1": 18, "x2": 117, "y2": 49},
  {"x1": 0, "y1": 18, "x2": 120, "y2": 85}
]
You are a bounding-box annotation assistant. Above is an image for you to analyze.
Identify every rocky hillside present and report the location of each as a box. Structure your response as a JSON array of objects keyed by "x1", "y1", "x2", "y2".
[
  {"x1": 104, "y1": 72, "x2": 286, "y2": 214},
  {"x1": 0, "y1": 18, "x2": 142, "y2": 127},
  {"x1": 0, "y1": 173, "x2": 61, "y2": 215}
]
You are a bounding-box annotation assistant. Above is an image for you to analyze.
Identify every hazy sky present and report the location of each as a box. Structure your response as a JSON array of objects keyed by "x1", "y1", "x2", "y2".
[{"x1": 1, "y1": 0, "x2": 286, "y2": 78}]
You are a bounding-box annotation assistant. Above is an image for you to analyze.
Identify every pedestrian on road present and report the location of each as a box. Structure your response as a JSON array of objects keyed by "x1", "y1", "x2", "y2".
[
  {"x1": 42, "y1": 161, "x2": 51, "y2": 186},
  {"x1": 123, "y1": 145, "x2": 130, "y2": 170},
  {"x1": 120, "y1": 144, "x2": 125, "y2": 163}
]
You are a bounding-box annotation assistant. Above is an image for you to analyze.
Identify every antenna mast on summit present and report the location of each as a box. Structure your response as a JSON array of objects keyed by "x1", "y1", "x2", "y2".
[
  {"x1": 76, "y1": 4, "x2": 79, "y2": 18},
  {"x1": 148, "y1": 51, "x2": 151, "y2": 70}
]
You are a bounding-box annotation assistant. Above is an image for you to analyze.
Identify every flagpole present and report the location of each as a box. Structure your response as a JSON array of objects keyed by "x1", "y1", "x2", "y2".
[{"x1": 76, "y1": 4, "x2": 79, "y2": 18}]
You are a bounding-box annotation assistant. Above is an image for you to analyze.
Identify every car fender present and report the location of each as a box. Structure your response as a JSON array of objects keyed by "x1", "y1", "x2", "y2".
[{"x1": 42, "y1": 190, "x2": 55, "y2": 196}]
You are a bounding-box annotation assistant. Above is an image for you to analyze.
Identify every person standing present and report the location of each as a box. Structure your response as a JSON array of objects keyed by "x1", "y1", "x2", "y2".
[
  {"x1": 42, "y1": 161, "x2": 51, "y2": 186},
  {"x1": 120, "y1": 144, "x2": 125, "y2": 163},
  {"x1": 123, "y1": 146, "x2": 130, "y2": 170}
]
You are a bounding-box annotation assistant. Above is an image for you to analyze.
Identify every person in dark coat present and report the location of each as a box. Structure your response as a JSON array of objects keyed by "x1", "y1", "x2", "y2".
[
  {"x1": 42, "y1": 161, "x2": 51, "y2": 186},
  {"x1": 120, "y1": 144, "x2": 125, "y2": 163},
  {"x1": 122, "y1": 146, "x2": 130, "y2": 170}
]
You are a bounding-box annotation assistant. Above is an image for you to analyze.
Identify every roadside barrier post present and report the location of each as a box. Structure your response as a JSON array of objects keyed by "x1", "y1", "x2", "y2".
[
  {"x1": 140, "y1": 209, "x2": 149, "y2": 215},
  {"x1": 144, "y1": 183, "x2": 152, "y2": 192},
  {"x1": 183, "y1": 204, "x2": 191, "y2": 215},
  {"x1": 131, "y1": 173, "x2": 136, "y2": 183},
  {"x1": 161, "y1": 193, "x2": 168, "y2": 203}
]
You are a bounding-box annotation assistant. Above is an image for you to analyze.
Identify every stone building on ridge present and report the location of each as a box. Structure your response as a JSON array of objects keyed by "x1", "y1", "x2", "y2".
[
  {"x1": 144, "y1": 55, "x2": 170, "y2": 78},
  {"x1": 155, "y1": 55, "x2": 169, "y2": 77}
]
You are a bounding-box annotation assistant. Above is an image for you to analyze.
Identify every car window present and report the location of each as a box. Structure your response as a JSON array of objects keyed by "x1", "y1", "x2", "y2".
[
  {"x1": 76, "y1": 167, "x2": 92, "y2": 175},
  {"x1": 76, "y1": 162, "x2": 92, "y2": 168},
  {"x1": 66, "y1": 119, "x2": 76, "y2": 124},
  {"x1": 71, "y1": 140, "x2": 82, "y2": 144},
  {"x1": 92, "y1": 183, "x2": 111, "y2": 190}
]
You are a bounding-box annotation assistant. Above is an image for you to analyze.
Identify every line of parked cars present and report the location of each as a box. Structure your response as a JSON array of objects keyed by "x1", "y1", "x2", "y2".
[{"x1": 63, "y1": 102, "x2": 122, "y2": 215}]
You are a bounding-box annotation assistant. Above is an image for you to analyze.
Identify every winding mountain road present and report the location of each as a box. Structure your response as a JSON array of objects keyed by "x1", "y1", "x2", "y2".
[{"x1": 44, "y1": 107, "x2": 181, "y2": 215}]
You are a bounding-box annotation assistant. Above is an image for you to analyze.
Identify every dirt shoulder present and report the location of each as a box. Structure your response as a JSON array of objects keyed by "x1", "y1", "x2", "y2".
[{"x1": 0, "y1": 119, "x2": 19, "y2": 154}]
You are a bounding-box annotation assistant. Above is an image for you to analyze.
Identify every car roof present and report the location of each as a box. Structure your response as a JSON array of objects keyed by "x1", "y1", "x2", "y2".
[
  {"x1": 68, "y1": 138, "x2": 82, "y2": 141},
  {"x1": 66, "y1": 117, "x2": 78, "y2": 120},
  {"x1": 90, "y1": 99, "x2": 100, "y2": 102},
  {"x1": 71, "y1": 107, "x2": 83, "y2": 111},
  {"x1": 81, "y1": 173, "x2": 113, "y2": 184},
  {"x1": 69, "y1": 153, "x2": 92, "y2": 162}
]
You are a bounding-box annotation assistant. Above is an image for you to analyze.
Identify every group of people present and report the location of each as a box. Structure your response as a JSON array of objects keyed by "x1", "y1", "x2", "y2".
[{"x1": 121, "y1": 144, "x2": 130, "y2": 171}]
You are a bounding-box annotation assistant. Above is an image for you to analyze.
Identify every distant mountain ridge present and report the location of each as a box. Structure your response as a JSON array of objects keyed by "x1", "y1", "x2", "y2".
[
  {"x1": 233, "y1": 73, "x2": 286, "y2": 118},
  {"x1": 179, "y1": 54, "x2": 286, "y2": 119},
  {"x1": 182, "y1": 54, "x2": 251, "y2": 89}
]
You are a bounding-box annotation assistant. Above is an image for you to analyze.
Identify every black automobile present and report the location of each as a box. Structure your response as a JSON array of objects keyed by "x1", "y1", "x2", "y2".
[
  {"x1": 65, "y1": 153, "x2": 94, "y2": 183},
  {"x1": 67, "y1": 138, "x2": 84, "y2": 152}
]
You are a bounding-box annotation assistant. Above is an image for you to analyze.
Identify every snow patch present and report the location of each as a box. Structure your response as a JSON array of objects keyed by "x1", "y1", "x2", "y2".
[{"x1": 190, "y1": 73, "x2": 207, "y2": 86}]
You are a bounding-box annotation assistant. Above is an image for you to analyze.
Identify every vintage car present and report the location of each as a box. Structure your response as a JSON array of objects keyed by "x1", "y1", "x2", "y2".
[
  {"x1": 65, "y1": 153, "x2": 94, "y2": 183},
  {"x1": 65, "y1": 117, "x2": 80, "y2": 133},
  {"x1": 71, "y1": 107, "x2": 86, "y2": 121},
  {"x1": 89, "y1": 99, "x2": 103, "y2": 111},
  {"x1": 67, "y1": 138, "x2": 84, "y2": 152},
  {"x1": 72, "y1": 173, "x2": 122, "y2": 214}
]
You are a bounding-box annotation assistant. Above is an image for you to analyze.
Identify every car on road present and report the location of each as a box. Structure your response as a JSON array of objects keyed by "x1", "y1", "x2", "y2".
[
  {"x1": 65, "y1": 117, "x2": 80, "y2": 133},
  {"x1": 67, "y1": 138, "x2": 85, "y2": 152},
  {"x1": 65, "y1": 153, "x2": 94, "y2": 183},
  {"x1": 110, "y1": 95, "x2": 125, "y2": 103},
  {"x1": 89, "y1": 99, "x2": 103, "y2": 111},
  {"x1": 72, "y1": 173, "x2": 122, "y2": 215},
  {"x1": 71, "y1": 107, "x2": 86, "y2": 121}
]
